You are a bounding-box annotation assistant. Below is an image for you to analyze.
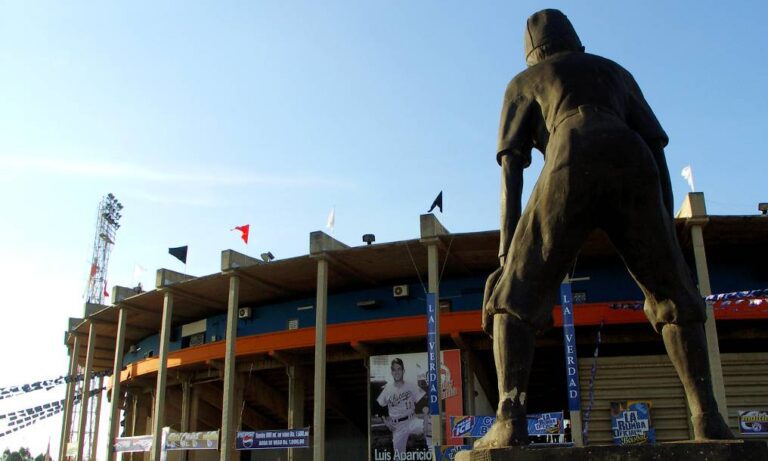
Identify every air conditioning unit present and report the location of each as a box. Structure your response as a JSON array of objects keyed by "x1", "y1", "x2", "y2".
[
  {"x1": 393, "y1": 285, "x2": 410, "y2": 298},
  {"x1": 238, "y1": 307, "x2": 252, "y2": 319}
]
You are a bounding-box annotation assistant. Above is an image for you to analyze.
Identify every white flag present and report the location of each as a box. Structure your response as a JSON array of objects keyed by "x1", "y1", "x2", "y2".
[
  {"x1": 133, "y1": 263, "x2": 146, "y2": 283},
  {"x1": 681, "y1": 165, "x2": 695, "y2": 192},
  {"x1": 326, "y1": 207, "x2": 335, "y2": 232}
]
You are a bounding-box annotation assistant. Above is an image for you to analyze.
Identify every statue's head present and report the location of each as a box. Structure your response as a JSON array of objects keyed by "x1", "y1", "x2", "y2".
[{"x1": 524, "y1": 9, "x2": 584, "y2": 67}]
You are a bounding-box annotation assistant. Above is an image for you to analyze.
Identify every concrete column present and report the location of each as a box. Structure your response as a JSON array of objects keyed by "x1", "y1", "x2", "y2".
[
  {"x1": 90, "y1": 376, "x2": 104, "y2": 460},
  {"x1": 287, "y1": 366, "x2": 306, "y2": 461},
  {"x1": 150, "y1": 291, "x2": 174, "y2": 461},
  {"x1": 122, "y1": 392, "x2": 134, "y2": 437},
  {"x1": 420, "y1": 214, "x2": 449, "y2": 446},
  {"x1": 231, "y1": 375, "x2": 245, "y2": 461},
  {"x1": 308, "y1": 231, "x2": 348, "y2": 461},
  {"x1": 187, "y1": 386, "x2": 200, "y2": 461},
  {"x1": 677, "y1": 193, "x2": 727, "y2": 415},
  {"x1": 313, "y1": 256, "x2": 329, "y2": 461},
  {"x1": 180, "y1": 379, "x2": 191, "y2": 433},
  {"x1": 460, "y1": 350, "x2": 476, "y2": 417},
  {"x1": 107, "y1": 306, "x2": 128, "y2": 461},
  {"x1": 129, "y1": 392, "x2": 151, "y2": 461},
  {"x1": 190, "y1": 386, "x2": 200, "y2": 432},
  {"x1": 220, "y1": 275, "x2": 240, "y2": 461},
  {"x1": 76, "y1": 322, "x2": 97, "y2": 461},
  {"x1": 60, "y1": 334, "x2": 81, "y2": 461}
]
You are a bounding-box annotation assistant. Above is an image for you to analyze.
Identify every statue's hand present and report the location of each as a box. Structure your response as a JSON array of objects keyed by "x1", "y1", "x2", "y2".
[{"x1": 482, "y1": 267, "x2": 503, "y2": 337}]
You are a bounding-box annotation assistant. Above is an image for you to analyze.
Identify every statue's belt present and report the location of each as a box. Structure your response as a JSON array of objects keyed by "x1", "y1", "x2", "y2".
[{"x1": 550, "y1": 104, "x2": 620, "y2": 133}]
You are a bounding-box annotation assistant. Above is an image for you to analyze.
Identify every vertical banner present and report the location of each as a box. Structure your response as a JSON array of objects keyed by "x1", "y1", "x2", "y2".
[
  {"x1": 369, "y1": 350, "x2": 462, "y2": 461},
  {"x1": 560, "y1": 283, "x2": 580, "y2": 412},
  {"x1": 610, "y1": 401, "x2": 655, "y2": 445},
  {"x1": 426, "y1": 293, "x2": 440, "y2": 416}
]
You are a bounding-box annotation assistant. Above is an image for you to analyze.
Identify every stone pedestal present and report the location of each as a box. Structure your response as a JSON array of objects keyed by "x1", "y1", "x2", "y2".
[{"x1": 455, "y1": 440, "x2": 768, "y2": 461}]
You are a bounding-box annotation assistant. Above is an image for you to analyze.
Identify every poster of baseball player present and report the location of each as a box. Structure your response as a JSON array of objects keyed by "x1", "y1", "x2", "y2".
[{"x1": 370, "y1": 350, "x2": 462, "y2": 460}]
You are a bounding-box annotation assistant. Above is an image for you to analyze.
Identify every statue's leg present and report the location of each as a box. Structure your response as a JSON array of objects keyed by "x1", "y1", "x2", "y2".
[
  {"x1": 599, "y1": 151, "x2": 734, "y2": 441},
  {"x1": 661, "y1": 322, "x2": 734, "y2": 439},
  {"x1": 473, "y1": 314, "x2": 535, "y2": 449}
]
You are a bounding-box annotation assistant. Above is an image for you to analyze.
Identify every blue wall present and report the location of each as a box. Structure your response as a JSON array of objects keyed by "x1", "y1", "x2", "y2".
[{"x1": 122, "y1": 255, "x2": 767, "y2": 365}]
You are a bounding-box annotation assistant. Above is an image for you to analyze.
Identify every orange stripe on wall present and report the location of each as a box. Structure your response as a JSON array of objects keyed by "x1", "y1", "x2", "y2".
[{"x1": 120, "y1": 301, "x2": 768, "y2": 382}]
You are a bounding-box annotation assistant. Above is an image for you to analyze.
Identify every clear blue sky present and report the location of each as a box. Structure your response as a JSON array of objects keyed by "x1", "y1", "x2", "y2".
[{"x1": 1, "y1": 1, "x2": 766, "y2": 455}]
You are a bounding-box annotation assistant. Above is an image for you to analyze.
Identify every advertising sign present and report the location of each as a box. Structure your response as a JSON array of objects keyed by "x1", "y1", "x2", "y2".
[
  {"x1": 370, "y1": 350, "x2": 462, "y2": 461},
  {"x1": 236, "y1": 428, "x2": 310, "y2": 450},
  {"x1": 526, "y1": 412, "x2": 564, "y2": 437},
  {"x1": 113, "y1": 435, "x2": 153, "y2": 453},
  {"x1": 610, "y1": 401, "x2": 655, "y2": 445},
  {"x1": 433, "y1": 445, "x2": 471, "y2": 461},
  {"x1": 165, "y1": 431, "x2": 219, "y2": 450},
  {"x1": 450, "y1": 413, "x2": 563, "y2": 439},
  {"x1": 738, "y1": 410, "x2": 768, "y2": 435},
  {"x1": 449, "y1": 416, "x2": 495, "y2": 438}
]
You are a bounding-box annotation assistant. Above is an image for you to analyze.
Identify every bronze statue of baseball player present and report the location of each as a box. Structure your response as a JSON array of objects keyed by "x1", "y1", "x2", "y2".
[{"x1": 477, "y1": 8, "x2": 734, "y2": 449}]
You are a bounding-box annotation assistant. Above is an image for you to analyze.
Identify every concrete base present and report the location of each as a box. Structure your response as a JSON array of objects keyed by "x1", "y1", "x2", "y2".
[{"x1": 454, "y1": 440, "x2": 768, "y2": 461}]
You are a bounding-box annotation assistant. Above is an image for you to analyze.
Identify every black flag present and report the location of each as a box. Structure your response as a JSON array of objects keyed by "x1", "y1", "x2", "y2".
[
  {"x1": 169, "y1": 246, "x2": 188, "y2": 264},
  {"x1": 428, "y1": 191, "x2": 443, "y2": 213}
]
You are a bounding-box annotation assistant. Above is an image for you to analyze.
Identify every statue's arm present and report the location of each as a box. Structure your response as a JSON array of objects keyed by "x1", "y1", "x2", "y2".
[
  {"x1": 498, "y1": 152, "x2": 526, "y2": 266},
  {"x1": 652, "y1": 143, "x2": 674, "y2": 218},
  {"x1": 623, "y1": 69, "x2": 673, "y2": 216}
]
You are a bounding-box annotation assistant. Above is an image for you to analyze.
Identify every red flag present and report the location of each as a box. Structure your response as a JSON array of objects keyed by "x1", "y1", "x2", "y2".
[
  {"x1": 104, "y1": 281, "x2": 109, "y2": 298},
  {"x1": 232, "y1": 224, "x2": 250, "y2": 244},
  {"x1": 90, "y1": 263, "x2": 98, "y2": 278}
]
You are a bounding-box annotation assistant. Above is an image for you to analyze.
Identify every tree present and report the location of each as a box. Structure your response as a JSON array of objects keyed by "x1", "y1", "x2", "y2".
[{"x1": 1, "y1": 447, "x2": 35, "y2": 461}]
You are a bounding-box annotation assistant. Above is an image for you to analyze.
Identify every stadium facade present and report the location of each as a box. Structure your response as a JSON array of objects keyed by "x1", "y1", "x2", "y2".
[{"x1": 59, "y1": 192, "x2": 768, "y2": 461}]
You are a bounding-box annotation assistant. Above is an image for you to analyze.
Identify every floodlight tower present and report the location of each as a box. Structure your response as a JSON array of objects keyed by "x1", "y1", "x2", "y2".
[{"x1": 85, "y1": 193, "x2": 123, "y2": 306}]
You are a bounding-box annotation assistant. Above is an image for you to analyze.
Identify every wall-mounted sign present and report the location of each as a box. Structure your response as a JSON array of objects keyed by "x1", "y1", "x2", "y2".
[
  {"x1": 113, "y1": 435, "x2": 153, "y2": 453},
  {"x1": 165, "y1": 431, "x2": 219, "y2": 450},
  {"x1": 610, "y1": 400, "x2": 655, "y2": 445},
  {"x1": 738, "y1": 410, "x2": 768, "y2": 435},
  {"x1": 236, "y1": 428, "x2": 310, "y2": 450}
]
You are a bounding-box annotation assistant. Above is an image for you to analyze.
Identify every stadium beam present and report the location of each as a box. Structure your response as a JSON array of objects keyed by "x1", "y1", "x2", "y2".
[
  {"x1": 150, "y1": 268, "x2": 190, "y2": 461},
  {"x1": 420, "y1": 213, "x2": 449, "y2": 446},
  {"x1": 243, "y1": 376, "x2": 288, "y2": 422},
  {"x1": 180, "y1": 378, "x2": 192, "y2": 433},
  {"x1": 76, "y1": 322, "x2": 97, "y2": 461},
  {"x1": 105, "y1": 304, "x2": 127, "y2": 461},
  {"x1": 677, "y1": 192, "x2": 728, "y2": 417},
  {"x1": 59, "y1": 333, "x2": 81, "y2": 461},
  {"x1": 220, "y1": 249, "x2": 261, "y2": 461},
  {"x1": 309, "y1": 231, "x2": 349, "y2": 461},
  {"x1": 221, "y1": 274, "x2": 240, "y2": 461},
  {"x1": 286, "y1": 366, "x2": 305, "y2": 461},
  {"x1": 89, "y1": 376, "x2": 104, "y2": 460}
]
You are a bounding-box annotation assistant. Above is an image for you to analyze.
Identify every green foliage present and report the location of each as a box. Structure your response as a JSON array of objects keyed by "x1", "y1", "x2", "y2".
[{"x1": 1, "y1": 447, "x2": 38, "y2": 461}]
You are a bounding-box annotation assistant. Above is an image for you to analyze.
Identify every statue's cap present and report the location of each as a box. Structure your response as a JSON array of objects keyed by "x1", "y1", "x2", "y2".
[{"x1": 524, "y1": 9, "x2": 583, "y2": 66}]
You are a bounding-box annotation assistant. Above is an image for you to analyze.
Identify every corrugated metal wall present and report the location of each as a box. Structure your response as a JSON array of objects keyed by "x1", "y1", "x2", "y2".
[
  {"x1": 722, "y1": 352, "x2": 768, "y2": 440},
  {"x1": 578, "y1": 355, "x2": 690, "y2": 444},
  {"x1": 578, "y1": 352, "x2": 768, "y2": 445}
]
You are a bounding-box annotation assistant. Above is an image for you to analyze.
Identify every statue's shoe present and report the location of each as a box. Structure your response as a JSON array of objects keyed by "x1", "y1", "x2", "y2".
[{"x1": 691, "y1": 412, "x2": 735, "y2": 440}]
